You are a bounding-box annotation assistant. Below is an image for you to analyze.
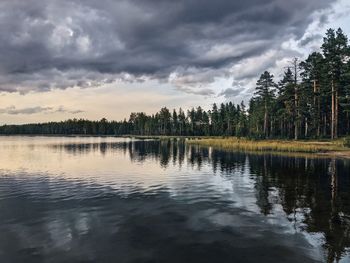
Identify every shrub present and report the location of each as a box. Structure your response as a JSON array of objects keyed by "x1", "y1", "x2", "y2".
[{"x1": 344, "y1": 137, "x2": 350, "y2": 148}]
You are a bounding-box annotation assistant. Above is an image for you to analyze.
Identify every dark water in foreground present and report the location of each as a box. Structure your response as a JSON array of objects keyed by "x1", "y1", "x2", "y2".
[{"x1": 0, "y1": 137, "x2": 350, "y2": 263}]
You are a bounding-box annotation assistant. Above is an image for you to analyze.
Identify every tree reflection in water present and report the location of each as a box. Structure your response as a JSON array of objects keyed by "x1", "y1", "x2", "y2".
[{"x1": 51, "y1": 139, "x2": 350, "y2": 262}]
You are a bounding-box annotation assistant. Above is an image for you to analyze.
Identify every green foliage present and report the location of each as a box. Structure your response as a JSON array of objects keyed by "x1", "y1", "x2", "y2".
[
  {"x1": 0, "y1": 28, "x2": 350, "y2": 140},
  {"x1": 344, "y1": 137, "x2": 350, "y2": 148}
]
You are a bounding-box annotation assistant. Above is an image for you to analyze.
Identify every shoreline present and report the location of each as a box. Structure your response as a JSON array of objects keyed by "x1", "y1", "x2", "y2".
[
  {"x1": 0, "y1": 134, "x2": 349, "y2": 159},
  {"x1": 317, "y1": 151, "x2": 350, "y2": 159},
  {"x1": 185, "y1": 137, "x2": 350, "y2": 160}
]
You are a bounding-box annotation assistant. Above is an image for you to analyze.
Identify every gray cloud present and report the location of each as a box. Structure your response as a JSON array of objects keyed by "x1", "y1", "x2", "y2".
[
  {"x1": 0, "y1": 0, "x2": 337, "y2": 94},
  {"x1": 219, "y1": 88, "x2": 242, "y2": 99},
  {"x1": 0, "y1": 105, "x2": 84, "y2": 115},
  {"x1": 55, "y1": 106, "x2": 85, "y2": 114},
  {"x1": 298, "y1": 34, "x2": 323, "y2": 47},
  {"x1": 176, "y1": 86, "x2": 215, "y2": 96},
  {"x1": 0, "y1": 106, "x2": 53, "y2": 115}
]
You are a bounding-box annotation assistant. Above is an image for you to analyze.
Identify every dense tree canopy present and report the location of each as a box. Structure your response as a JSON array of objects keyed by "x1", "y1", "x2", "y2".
[{"x1": 1, "y1": 28, "x2": 350, "y2": 139}]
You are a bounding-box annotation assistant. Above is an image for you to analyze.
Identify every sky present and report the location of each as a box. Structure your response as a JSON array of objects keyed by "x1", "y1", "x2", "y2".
[{"x1": 0, "y1": 0, "x2": 349, "y2": 124}]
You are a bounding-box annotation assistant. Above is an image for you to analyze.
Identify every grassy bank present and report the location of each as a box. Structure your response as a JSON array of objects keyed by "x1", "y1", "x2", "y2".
[
  {"x1": 121, "y1": 135, "x2": 206, "y2": 140},
  {"x1": 186, "y1": 137, "x2": 350, "y2": 156}
]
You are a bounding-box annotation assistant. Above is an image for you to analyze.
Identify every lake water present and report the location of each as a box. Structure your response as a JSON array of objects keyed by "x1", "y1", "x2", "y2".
[{"x1": 0, "y1": 136, "x2": 350, "y2": 263}]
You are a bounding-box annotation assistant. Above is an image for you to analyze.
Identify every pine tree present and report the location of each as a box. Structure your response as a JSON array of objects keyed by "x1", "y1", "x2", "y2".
[
  {"x1": 277, "y1": 67, "x2": 294, "y2": 138},
  {"x1": 300, "y1": 52, "x2": 324, "y2": 138},
  {"x1": 255, "y1": 71, "x2": 276, "y2": 138},
  {"x1": 322, "y1": 28, "x2": 348, "y2": 139}
]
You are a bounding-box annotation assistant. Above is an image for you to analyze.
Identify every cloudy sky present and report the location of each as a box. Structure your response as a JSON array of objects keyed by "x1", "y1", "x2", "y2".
[{"x1": 0, "y1": 0, "x2": 349, "y2": 124}]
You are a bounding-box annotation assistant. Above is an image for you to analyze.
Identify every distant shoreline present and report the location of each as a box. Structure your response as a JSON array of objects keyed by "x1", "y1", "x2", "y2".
[{"x1": 0, "y1": 134, "x2": 349, "y2": 159}]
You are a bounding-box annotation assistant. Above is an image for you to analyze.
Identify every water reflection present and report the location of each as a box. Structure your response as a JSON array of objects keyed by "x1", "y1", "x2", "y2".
[{"x1": 0, "y1": 137, "x2": 350, "y2": 262}]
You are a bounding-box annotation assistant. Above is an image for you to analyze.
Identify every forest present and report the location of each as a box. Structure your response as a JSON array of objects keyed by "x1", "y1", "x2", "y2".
[{"x1": 1, "y1": 28, "x2": 349, "y2": 139}]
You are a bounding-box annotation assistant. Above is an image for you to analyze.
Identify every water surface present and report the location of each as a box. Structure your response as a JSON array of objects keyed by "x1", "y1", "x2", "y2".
[{"x1": 0, "y1": 136, "x2": 350, "y2": 263}]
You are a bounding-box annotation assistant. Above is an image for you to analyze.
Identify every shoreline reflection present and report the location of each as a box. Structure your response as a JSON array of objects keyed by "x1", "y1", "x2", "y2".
[{"x1": 0, "y1": 137, "x2": 349, "y2": 262}]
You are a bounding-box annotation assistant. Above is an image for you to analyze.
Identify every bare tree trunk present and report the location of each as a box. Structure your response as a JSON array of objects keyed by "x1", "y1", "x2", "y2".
[
  {"x1": 324, "y1": 114, "x2": 327, "y2": 137},
  {"x1": 294, "y1": 89, "x2": 298, "y2": 140},
  {"x1": 271, "y1": 119, "x2": 274, "y2": 137},
  {"x1": 313, "y1": 79, "x2": 321, "y2": 138},
  {"x1": 264, "y1": 102, "x2": 268, "y2": 138},
  {"x1": 331, "y1": 79, "x2": 335, "y2": 139},
  {"x1": 317, "y1": 85, "x2": 321, "y2": 138},
  {"x1": 313, "y1": 80, "x2": 317, "y2": 135},
  {"x1": 335, "y1": 88, "x2": 338, "y2": 138},
  {"x1": 293, "y1": 58, "x2": 299, "y2": 140},
  {"x1": 305, "y1": 117, "x2": 308, "y2": 138}
]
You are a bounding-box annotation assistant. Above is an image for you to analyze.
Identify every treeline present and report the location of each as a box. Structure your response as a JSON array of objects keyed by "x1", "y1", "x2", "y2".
[
  {"x1": 1, "y1": 28, "x2": 350, "y2": 139},
  {"x1": 0, "y1": 104, "x2": 248, "y2": 136},
  {"x1": 251, "y1": 28, "x2": 350, "y2": 140}
]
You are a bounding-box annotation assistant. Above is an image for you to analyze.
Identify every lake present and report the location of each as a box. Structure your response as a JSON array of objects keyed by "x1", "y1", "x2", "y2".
[{"x1": 0, "y1": 136, "x2": 349, "y2": 263}]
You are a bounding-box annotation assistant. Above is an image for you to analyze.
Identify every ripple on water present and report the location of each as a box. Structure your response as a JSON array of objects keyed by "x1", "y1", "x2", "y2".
[{"x1": 0, "y1": 137, "x2": 349, "y2": 262}]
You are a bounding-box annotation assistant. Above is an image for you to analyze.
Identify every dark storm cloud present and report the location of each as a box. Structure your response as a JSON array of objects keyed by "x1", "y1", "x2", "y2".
[
  {"x1": 0, "y1": 0, "x2": 336, "y2": 93},
  {"x1": 299, "y1": 34, "x2": 323, "y2": 47}
]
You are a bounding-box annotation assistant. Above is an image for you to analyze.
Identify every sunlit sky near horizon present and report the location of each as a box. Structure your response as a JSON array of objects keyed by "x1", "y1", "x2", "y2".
[{"x1": 0, "y1": 0, "x2": 349, "y2": 124}]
